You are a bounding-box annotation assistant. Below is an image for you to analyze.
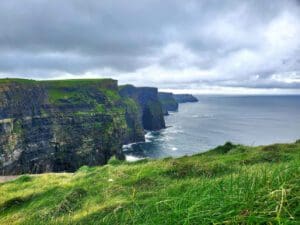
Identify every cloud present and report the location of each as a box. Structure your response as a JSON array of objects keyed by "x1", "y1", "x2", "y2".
[{"x1": 0, "y1": 0, "x2": 299, "y2": 93}]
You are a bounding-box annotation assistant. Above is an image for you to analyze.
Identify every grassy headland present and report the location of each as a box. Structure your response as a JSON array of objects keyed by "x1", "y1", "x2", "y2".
[{"x1": 0, "y1": 141, "x2": 299, "y2": 224}]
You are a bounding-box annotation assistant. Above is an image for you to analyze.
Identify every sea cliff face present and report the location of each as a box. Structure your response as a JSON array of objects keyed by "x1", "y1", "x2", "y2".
[
  {"x1": 0, "y1": 79, "x2": 161, "y2": 175},
  {"x1": 158, "y1": 92, "x2": 179, "y2": 115},
  {"x1": 119, "y1": 85, "x2": 166, "y2": 130}
]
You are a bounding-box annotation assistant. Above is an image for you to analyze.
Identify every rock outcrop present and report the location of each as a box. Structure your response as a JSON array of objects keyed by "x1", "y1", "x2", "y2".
[
  {"x1": 119, "y1": 85, "x2": 165, "y2": 130},
  {"x1": 174, "y1": 94, "x2": 198, "y2": 103},
  {"x1": 158, "y1": 92, "x2": 178, "y2": 115},
  {"x1": 0, "y1": 79, "x2": 149, "y2": 175}
]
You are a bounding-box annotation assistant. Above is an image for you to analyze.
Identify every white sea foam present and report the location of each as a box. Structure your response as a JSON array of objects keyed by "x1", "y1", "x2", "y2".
[
  {"x1": 122, "y1": 143, "x2": 134, "y2": 152},
  {"x1": 122, "y1": 143, "x2": 134, "y2": 149},
  {"x1": 122, "y1": 140, "x2": 145, "y2": 151},
  {"x1": 166, "y1": 127, "x2": 184, "y2": 134},
  {"x1": 192, "y1": 114, "x2": 214, "y2": 118},
  {"x1": 145, "y1": 131, "x2": 155, "y2": 142},
  {"x1": 125, "y1": 155, "x2": 144, "y2": 162},
  {"x1": 145, "y1": 131, "x2": 154, "y2": 138}
]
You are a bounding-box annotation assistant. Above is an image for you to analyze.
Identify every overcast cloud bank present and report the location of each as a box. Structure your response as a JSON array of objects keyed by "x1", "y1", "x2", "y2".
[{"x1": 0, "y1": 0, "x2": 299, "y2": 94}]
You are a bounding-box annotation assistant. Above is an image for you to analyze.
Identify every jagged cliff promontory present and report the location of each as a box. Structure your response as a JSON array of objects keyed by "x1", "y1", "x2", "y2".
[
  {"x1": 158, "y1": 92, "x2": 199, "y2": 115},
  {"x1": 0, "y1": 79, "x2": 165, "y2": 175},
  {"x1": 174, "y1": 94, "x2": 199, "y2": 103},
  {"x1": 119, "y1": 85, "x2": 165, "y2": 130},
  {"x1": 158, "y1": 92, "x2": 179, "y2": 115}
]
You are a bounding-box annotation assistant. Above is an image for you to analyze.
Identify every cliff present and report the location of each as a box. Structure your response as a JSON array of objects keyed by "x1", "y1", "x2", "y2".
[
  {"x1": 0, "y1": 79, "x2": 147, "y2": 175},
  {"x1": 119, "y1": 85, "x2": 165, "y2": 130},
  {"x1": 174, "y1": 94, "x2": 198, "y2": 103},
  {"x1": 158, "y1": 92, "x2": 178, "y2": 115}
]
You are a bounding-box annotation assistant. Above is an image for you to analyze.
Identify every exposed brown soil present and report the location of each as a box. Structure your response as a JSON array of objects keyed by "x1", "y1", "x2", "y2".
[{"x1": 0, "y1": 176, "x2": 19, "y2": 183}]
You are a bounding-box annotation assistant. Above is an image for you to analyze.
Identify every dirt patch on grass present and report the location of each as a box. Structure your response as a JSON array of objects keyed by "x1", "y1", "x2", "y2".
[{"x1": 0, "y1": 176, "x2": 19, "y2": 183}]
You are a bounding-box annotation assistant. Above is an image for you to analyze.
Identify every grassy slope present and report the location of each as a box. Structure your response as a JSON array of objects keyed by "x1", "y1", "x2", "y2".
[{"x1": 0, "y1": 141, "x2": 299, "y2": 225}]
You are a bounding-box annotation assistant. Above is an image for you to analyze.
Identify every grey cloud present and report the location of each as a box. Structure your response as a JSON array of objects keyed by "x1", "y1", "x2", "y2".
[{"x1": 0, "y1": 0, "x2": 299, "y2": 93}]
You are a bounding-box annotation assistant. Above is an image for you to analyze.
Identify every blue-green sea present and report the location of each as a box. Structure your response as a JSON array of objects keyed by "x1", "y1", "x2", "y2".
[{"x1": 123, "y1": 95, "x2": 300, "y2": 160}]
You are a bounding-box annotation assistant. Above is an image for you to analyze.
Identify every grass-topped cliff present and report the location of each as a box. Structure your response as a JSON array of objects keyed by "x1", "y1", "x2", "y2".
[
  {"x1": 1, "y1": 141, "x2": 299, "y2": 224},
  {"x1": 1, "y1": 79, "x2": 162, "y2": 174}
]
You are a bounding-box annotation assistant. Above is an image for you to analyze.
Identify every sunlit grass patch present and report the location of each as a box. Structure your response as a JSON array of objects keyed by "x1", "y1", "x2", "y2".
[{"x1": 0, "y1": 141, "x2": 299, "y2": 224}]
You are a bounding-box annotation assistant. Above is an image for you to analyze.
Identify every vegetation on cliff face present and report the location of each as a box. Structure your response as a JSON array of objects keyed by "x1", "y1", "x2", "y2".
[
  {"x1": 0, "y1": 79, "x2": 150, "y2": 174},
  {"x1": 43, "y1": 79, "x2": 118, "y2": 105},
  {"x1": 0, "y1": 141, "x2": 299, "y2": 224}
]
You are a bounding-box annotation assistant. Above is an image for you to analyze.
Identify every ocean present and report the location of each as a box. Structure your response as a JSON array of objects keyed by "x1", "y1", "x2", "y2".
[{"x1": 123, "y1": 95, "x2": 300, "y2": 160}]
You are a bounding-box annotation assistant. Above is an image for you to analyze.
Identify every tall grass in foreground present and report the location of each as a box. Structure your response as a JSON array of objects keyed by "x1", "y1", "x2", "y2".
[{"x1": 0, "y1": 141, "x2": 299, "y2": 224}]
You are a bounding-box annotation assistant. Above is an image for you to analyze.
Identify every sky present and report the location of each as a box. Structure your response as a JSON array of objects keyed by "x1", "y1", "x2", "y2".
[{"x1": 0, "y1": 0, "x2": 300, "y2": 94}]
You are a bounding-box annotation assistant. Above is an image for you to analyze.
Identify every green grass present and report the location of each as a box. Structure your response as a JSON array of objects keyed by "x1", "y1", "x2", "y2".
[
  {"x1": 0, "y1": 78, "x2": 119, "y2": 106},
  {"x1": 40, "y1": 79, "x2": 115, "y2": 87},
  {"x1": 0, "y1": 141, "x2": 299, "y2": 225},
  {"x1": 41, "y1": 79, "x2": 116, "y2": 104},
  {"x1": 0, "y1": 78, "x2": 37, "y2": 84},
  {"x1": 100, "y1": 89, "x2": 120, "y2": 102}
]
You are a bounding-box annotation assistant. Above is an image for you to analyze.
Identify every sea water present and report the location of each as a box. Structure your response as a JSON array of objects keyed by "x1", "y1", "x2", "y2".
[{"x1": 123, "y1": 95, "x2": 300, "y2": 160}]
